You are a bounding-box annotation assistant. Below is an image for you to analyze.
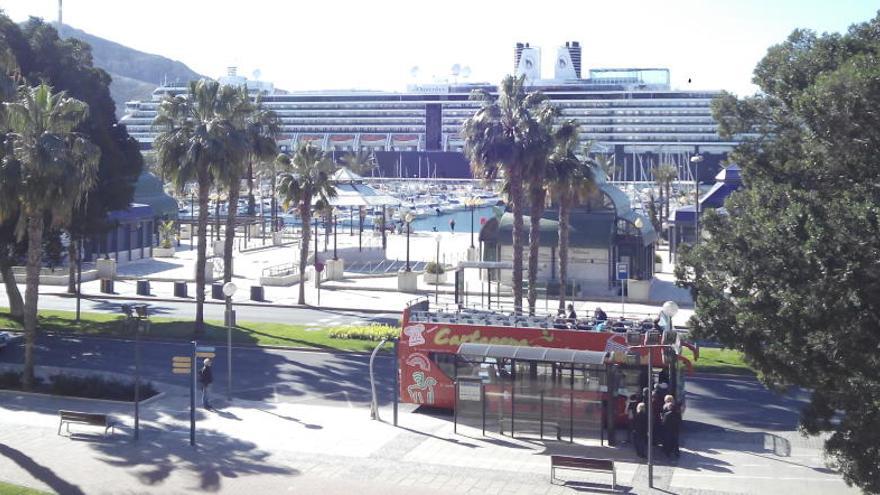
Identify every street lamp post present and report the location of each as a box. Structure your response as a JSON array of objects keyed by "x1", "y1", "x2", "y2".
[
  {"x1": 404, "y1": 211, "x2": 415, "y2": 272},
  {"x1": 627, "y1": 300, "x2": 679, "y2": 488},
  {"x1": 223, "y1": 282, "x2": 237, "y2": 401},
  {"x1": 122, "y1": 303, "x2": 148, "y2": 441},
  {"x1": 690, "y1": 155, "x2": 704, "y2": 243},
  {"x1": 358, "y1": 206, "x2": 365, "y2": 252},
  {"x1": 434, "y1": 233, "x2": 441, "y2": 304},
  {"x1": 332, "y1": 208, "x2": 339, "y2": 260},
  {"x1": 75, "y1": 237, "x2": 82, "y2": 322}
]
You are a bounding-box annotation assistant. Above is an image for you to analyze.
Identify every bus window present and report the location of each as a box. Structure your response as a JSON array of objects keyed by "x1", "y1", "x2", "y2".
[{"x1": 428, "y1": 352, "x2": 457, "y2": 379}]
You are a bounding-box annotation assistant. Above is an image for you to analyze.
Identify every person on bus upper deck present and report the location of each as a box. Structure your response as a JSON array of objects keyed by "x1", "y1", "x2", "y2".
[
  {"x1": 566, "y1": 303, "x2": 577, "y2": 320},
  {"x1": 594, "y1": 307, "x2": 608, "y2": 322}
]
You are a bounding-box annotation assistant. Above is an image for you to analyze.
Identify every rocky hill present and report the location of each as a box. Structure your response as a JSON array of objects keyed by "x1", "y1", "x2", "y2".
[{"x1": 59, "y1": 26, "x2": 206, "y2": 116}]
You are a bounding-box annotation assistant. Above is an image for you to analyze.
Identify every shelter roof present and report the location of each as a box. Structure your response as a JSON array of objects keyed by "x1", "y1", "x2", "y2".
[{"x1": 457, "y1": 343, "x2": 608, "y2": 366}]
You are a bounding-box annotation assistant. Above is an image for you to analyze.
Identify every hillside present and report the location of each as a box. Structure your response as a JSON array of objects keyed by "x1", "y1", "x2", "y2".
[{"x1": 59, "y1": 26, "x2": 206, "y2": 116}]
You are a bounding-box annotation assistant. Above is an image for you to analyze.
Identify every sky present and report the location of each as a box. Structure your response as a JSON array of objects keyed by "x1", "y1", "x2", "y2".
[{"x1": 3, "y1": 0, "x2": 878, "y2": 96}]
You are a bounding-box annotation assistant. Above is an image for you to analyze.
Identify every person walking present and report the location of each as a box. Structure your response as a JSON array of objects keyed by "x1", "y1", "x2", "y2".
[
  {"x1": 633, "y1": 402, "x2": 648, "y2": 458},
  {"x1": 199, "y1": 358, "x2": 214, "y2": 409},
  {"x1": 449, "y1": 218, "x2": 456, "y2": 233},
  {"x1": 662, "y1": 395, "x2": 682, "y2": 459}
]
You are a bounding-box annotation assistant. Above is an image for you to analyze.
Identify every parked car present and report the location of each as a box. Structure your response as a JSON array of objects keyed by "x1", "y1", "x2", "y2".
[{"x1": 0, "y1": 331, "x2": 11, "y2": 350}]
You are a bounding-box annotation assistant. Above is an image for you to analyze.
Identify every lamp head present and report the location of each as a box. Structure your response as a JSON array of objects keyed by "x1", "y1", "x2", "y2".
[
  {"x1": 690, "y1": 155, "x2": 704, "y2": 163},
  {"x1": 222, "y1": 282, "x2": 238, "y2": 297}
]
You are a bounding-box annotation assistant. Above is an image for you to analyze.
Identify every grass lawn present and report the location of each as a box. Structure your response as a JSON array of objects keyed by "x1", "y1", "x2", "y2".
[
  {"x1": 0, "y1": 481, "x2": 49, "y2": 495},
  {"x1": 0, "y1": 308, "x2": 391, "y2": 353},
  {"x1": 693, "y1": 347, "x2": 754, "y2": 375}
]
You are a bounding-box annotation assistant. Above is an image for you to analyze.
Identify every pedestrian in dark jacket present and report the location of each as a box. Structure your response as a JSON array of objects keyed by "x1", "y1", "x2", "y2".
[
  {"x1": 199, "y1": 358, "x2": 214, "y2": 409},
  {"x1": 652, "y1": 385, "x2": 665, "y2": 444},
  {"x1": 633, "y1": 402, "x2": 648, "y2": 458},
  {"x1": 662, "y1": 395, "x2": 682, "y2": 459}
]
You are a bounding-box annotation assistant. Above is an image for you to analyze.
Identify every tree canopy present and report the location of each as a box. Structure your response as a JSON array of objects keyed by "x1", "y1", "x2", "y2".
[{"x1": 676, "y1": 13, "x2": 880, "y2": 493}]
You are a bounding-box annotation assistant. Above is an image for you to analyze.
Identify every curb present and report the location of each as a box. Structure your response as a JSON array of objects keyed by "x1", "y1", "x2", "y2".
[{"x1": 46, "y1": 291, "x2": 399, "y2": 315}]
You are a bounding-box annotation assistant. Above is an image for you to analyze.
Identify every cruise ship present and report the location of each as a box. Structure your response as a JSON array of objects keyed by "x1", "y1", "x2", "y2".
[{"x1": 120, "y1": 41, "x2": 738, "y2": 182}]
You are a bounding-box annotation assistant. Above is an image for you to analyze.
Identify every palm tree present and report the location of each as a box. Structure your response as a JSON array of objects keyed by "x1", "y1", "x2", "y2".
[
  {"x1": 244, "y1": 97, "x2": 280, "y2": 216},
  {"x1": 653, "y1": 163, "x2": 678, "y2": 228},
  {"x1": 260, "y1": 152, "x2": 291, "y2": 233},
  {"x1": 154, "y1": 79, "x2": 237, "y2": 333},
  {"x1": 546, "y1": 122, "x2": 597, "y2": 313},
  {"x1": 593, "y1": 152, "x2": 616, "y2": 180},
  {"x1": 276, "y1": 142, "x2": 337, "y2": 305},
  {"x1": 462, "y1": 75, "x2": 555, "y2": 314},
  {"x1": 0, "y1": 83, "x2": 99, "y2": 389},
  {"x1": 339, "y1": 150, "x2": 377, "y2": 177},
  {"x1": 214, "y1": 85, "x2": 253, "y2": 284}
]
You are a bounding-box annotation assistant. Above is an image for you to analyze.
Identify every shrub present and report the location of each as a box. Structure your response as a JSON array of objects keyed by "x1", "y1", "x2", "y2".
[
  {"x1": 425, "y1": 262, "x2": 445, "y2": 274},
  {"x1": 0, "y1": 370, "x2": 156, "y2": 402},
  {"x1": 158, "y1": 220, "x2": 176, "y2": 249},
  {"x1": 654, "y1": 253, "x2": 663, "y2": 264},
  {"x1": 328, "y1": 324, "x2": 399, "y2": 341}
]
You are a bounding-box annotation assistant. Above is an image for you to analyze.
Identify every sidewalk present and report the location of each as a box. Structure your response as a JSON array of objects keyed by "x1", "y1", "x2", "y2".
[{"x1": 0, "y1": 382, "x2": 855, "y2": 494}]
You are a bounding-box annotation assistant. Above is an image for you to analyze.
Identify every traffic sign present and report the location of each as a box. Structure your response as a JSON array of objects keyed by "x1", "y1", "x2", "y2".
[
  {"x1": 195, "y1": 346, "x2": 215, "y2": 353},
  {"x1": 315, "y1": 262, "x2": 325, "y2": 273},
  {"x1": 196, "y1": 352, "x2": 216, "y2": 358},
  {"x1": 616, "y1": 262, "x2": 629, "y2": 281}
]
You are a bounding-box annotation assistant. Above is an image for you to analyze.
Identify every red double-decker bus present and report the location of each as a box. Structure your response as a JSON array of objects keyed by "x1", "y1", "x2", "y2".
[{"x1": 398, "y1": 300, "x2": 697, "y2": 426}]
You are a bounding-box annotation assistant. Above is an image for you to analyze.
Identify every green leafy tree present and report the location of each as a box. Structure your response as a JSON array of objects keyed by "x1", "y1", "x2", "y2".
[
  {"x1": 546, "y1": 122, "x2": 596, "y2": 312},
  {"x1": 154, "y1": 79, "x2": 240, "y2": 333},
  {"x1": 276, "y1": 143, "x2": 337, "y2": 305},
  {"x1": 462, "y1": 75, "x2": 555, "y2": 314},
  {"x1": 1, "y1": 83, "x2": 99, "y2": 390},
  {"x1": 676, "y1": 14, "x2": 880, "y2": 493}
]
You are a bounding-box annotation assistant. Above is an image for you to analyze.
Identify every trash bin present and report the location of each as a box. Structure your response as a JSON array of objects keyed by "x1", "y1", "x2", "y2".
[
  {"x1": 136, "y1": 279, "x2": 150, "y2": 296},
  {"x1": 173, "y1": 281, "x2": 188, "y2": 298},
  {"x1": 100, "y1": 278, "x2": 114, "y2": 294},
  {"x1": 250, "y1": 285, "x2": 264, "y2": 302},
  {"x1": 211, "y1": 282, "x2": 224, "y2": 300}
]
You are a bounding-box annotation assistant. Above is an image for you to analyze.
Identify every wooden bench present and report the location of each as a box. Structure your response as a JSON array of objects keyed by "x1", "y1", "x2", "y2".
[
  {"x1": 58, "y1": 410, "x2": 115, "y2": 437},
  {"x1": 550, "y1": 455, "x2": 616, "y2": 489}
]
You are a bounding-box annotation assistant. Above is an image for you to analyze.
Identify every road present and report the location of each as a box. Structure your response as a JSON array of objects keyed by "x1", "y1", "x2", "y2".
[{"x1": 0, "y1": 332, "x2": 808, "y2": 433}]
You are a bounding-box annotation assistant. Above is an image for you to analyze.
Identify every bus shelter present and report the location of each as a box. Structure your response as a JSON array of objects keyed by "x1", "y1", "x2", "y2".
[{"x1": 453, "y1": 343, "x2": 619, "y2": 445}]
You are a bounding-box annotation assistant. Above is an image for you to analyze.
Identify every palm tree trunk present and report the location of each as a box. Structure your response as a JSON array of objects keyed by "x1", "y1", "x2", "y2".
[
  {"x1": 527, "y1": 185, "x2": 545, "y2": 315},
  {"x1": 558, "y1": 197, "x2": 570, "y2": 313},
  {"x1": 509, "y1": 169, "x2": 525, "y2": 314},
  {"x1": 66, "y1": 238, "x2": 77, "y2": 294},
  {"x1": 194, "y1": 181, "x2": 210, "y2": 334},
  {"x1": 246, "y1": 161, "x2": 256, "y2": 216},
  {"x1": 658, "y1": 181, "x2": 665, "y2": 232},
  {"x1": 298, "y1": 203, "x2": 311, "y2": 305},
  {"x1": 22, "y1": 215, "x2": 44, "y2": 391},
  {"x1": 0, "y1": 259, "x2": 24, "y2": 321},
  {"x1": 223, "y1": 183, "x2": 240, "y2": 283},
  {"x1": 270, "y1": 176, "x2": 278, "y2": 233}
]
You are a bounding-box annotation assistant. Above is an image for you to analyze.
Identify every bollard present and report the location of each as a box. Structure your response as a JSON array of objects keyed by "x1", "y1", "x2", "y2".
[
  {"x1": 100, "y1": 278, "x2": 114, "y2": 294},
  {"x1": 250, "y1": 285, "x2": 264, "y2": 302},
  {"x1": 173, "y1": 281, "x2": 188, "y2": 298},
  {"x1": 211, "y1": 282, "x2": 224, "y2": 300},
  {"x1": 136, "y1": 279, "x2": 150, "y2": 296}
]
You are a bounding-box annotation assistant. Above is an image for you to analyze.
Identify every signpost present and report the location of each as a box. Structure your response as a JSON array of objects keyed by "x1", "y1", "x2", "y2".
[
  {"x1": 190, "y1": 341, "x2": 197, "y2": 446},
  {"x1": 616, "y1": 262, "x2": 629, "y2": 317}
]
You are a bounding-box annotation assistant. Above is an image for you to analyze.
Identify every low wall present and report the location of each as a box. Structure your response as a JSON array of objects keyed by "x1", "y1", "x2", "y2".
[{"x1": 7, "y1": 268, "x2": 99, "y2": 285}]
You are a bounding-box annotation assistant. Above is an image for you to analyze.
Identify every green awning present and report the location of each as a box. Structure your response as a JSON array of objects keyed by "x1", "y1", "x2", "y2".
[{"x1": 494, "y1": 211, "x2": 615, "y2": 248}]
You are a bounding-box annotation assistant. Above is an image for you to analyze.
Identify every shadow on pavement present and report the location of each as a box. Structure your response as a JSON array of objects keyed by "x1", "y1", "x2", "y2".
[
  {"x1": 683, "y1": 420, "x2": 792, "y2": 457},
  {"x1": 89, "y1": 428, "x2": 297, "y2": 491},
  {"x1": 0, "y1": 444, "x2": 86, "y2": 495}
]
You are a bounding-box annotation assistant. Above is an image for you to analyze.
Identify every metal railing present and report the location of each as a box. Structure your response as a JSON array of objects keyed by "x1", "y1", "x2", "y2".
[{"x1": 261, "y1": 262, "x2": 300, "y2": 278}]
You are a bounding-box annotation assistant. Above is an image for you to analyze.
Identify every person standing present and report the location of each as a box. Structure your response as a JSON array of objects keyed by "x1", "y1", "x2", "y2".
[
  {"x1": 566, "y1": 303, "x2": 577, "y2": 320},
  {"x1": 449, "y1": 218, "x2": 456, "y2": 233},
  {"x1": 633, "y1": 402, "x2": 648, "y2": 458},
  {"x1": 662, "y1": 395, "x2": 682, "y2": 459},
  {"x1": 199, "y1": 358, "x2": 214, "y2": 409}
]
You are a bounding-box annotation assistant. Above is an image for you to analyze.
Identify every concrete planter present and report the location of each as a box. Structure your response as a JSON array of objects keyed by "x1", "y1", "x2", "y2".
[
  {"x1": 194, "y1": 259, "x2": 215, "y2": 283},
  {"x1": 96, "y1": 259, "x2": 116, "y2": 279},
  {"x1": 397, "y1": 269, "x2": 419, "y2": 292},
  {"x1": 423, "y1": 271, "x2": 447, "y2": 285},
  {"x1": 627, "y1": 279, "x2": 652, "y2": 302},
  {"x1": 272, "y1": 232, "x2": 284, "y2": 246},
  {"x1": 153, "y1": 246, "x2": 176, "y2": 258},
  {"x1": 325, "y1": 259, "x2": 344, "y2": 281}
]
